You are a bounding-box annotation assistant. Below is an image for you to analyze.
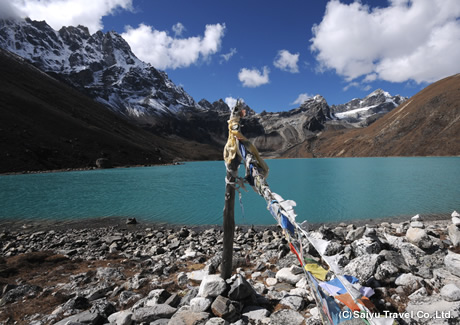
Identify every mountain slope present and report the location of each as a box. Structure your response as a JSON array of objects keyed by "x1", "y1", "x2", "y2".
[
  {"x1": 0, "y1": 48, "x2": 219, "y2": 173},
  {"x1": 311, "y1": 74, "x2": 460, "y2": 157}
]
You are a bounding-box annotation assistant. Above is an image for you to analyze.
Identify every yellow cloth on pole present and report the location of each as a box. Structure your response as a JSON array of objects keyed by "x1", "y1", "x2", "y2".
[{"x1": 304, "y1": 263, "x2": 328, "y2": 281}]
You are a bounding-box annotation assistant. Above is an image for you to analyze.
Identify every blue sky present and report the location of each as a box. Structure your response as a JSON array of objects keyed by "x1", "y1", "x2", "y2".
[{"x1": 5, "y1": 0, "x2": 460, "y2": 112}]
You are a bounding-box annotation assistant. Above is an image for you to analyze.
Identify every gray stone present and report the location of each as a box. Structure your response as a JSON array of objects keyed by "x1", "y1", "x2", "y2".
[
  {"x1": 0, "y1": 284, "x2": 41, "y2": 306},
  {"x1": 210, "y1": 295, "x2": 239, "y2": 322},
  {"x1": 89, "y1": 298, "x2": 116, "y2": 318},
  {"x1": 374, "y1": 261, "x2": 399, "y2": 284},
  {"x1": 395, "y1": 273, "x2": 422, "y2": 293},
  {"x1": 400, "y1": 242, "x2": 426, "y2": 269},
  {"x1": 346, "y1": 226, "x2": 365, "y2": 241},
  {"x1": 146, "y1": 289, "x2": 171, "y2": 306},
  {"x1": 406, "y1": 227, "x2": 432, "y2": 249},
  {"x1": 448, "y1": 224, "x2": 460, "y2": 247},
  {"x1": 84, "y1": 282, "x2": 114, "y2": 301},
  {"x1": 198, "y1": 275, "x2": 227, "y2": 298},
  {"x1": 279, "y1": 295, "x2": 305, "y2": 311},
  {"x1": 269, "y1": 309, "x2": 305, "y2": 325},
  {"x1": 343, "y1": 254, "x2": 384, "y2": 283},
  {"x1": 190, "y1": 297, "x2": 213, "y2": 313},
  {"x1": 432, "y1": 268, "x2": 460, "y2": 290},
  {"x1": 275, "y1": 267, "x2": 302, "y2": 285},
  {"x1": 351, "y1": 237, "x2": 381, "y2": 256},
  {"x1": 242, "y1": 306, "x2": 270, "y2": 323},
  {"x1": 165, "y1": 293, "x2": 181, "y2": 308},
  {"x1": 132, "y1": 304, "x2": 177, "y2": 323},
  {"x1": 168, "y1": 307, "x2": 210, "y2": 325},
  {"x1": 444, "y1": 251, "x2": 460, "y2": 277},
  {"x1": 107, "y1": 310, "x2": 133, "y2": 325},
  {"x1": 378, "y1": 250, "x2": 410, "y2": 272},
  {"x1": 228, "y1": 274, "x2": 255, "y2": 301},
  {"x1": 440, "y1": 283, "x2": 460, "y2": 302},
  {"x1": 54, "y1": 310, "x2": 103, "y2": 325},
  {"x1": 324, "y1": 241, "x2": 343, "y2": 256}
]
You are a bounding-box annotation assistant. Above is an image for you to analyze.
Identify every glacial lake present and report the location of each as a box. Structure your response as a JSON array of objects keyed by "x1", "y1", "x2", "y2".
[{"x1": 0, "y1": 157, "x2": 459, "y2": 227}]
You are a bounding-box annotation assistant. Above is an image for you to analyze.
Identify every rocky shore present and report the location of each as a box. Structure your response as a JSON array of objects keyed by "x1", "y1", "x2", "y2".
[{"x1": 1, "y1": 213, "x2": 460, "y2": 325}]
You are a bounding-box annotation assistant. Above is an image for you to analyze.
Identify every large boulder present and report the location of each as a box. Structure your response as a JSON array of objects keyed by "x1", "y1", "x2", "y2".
[
  {"x1": 351, "y1": 237, "x2": 381, "y2": 256},
  {"x1": 210, "y1": 295, "x2": 239, "y2": 323},
  {"x1": 228, "y1": 274, "x2": 255, "y2": 301},
  {"x1": 440, "y1": 283, "x2": 460, "y2": 302},
  {"x1": 344, "y1": 254, "x2": 384, "y2": 283},
  {"x1": 190, "y1": 297, "x2": 213, "y2": 313},
  {"x1": 168, "y1": 306, "x2": 210, "y2": 325},
  {"x1": 399, "y1": 242, "x2": 426, "y2": 269},
  {"x1": 276, "y1": 267, "x2": 302, "y2": 285},
  {"x1": 198, "y1": 275, "x2": 227, "y2": 298},
  {"x1": 448, "y1": 224, "x2": 460, "y2": 247},
  {"x1": 132, "y1": 304, "x2": 177, "y2": 323},
  {"x1": 406, "y1": 227, "x2": 432, "y2": 250},
  {"x1": 445, "y1": 251, "x2": 460, "y2": 277}
]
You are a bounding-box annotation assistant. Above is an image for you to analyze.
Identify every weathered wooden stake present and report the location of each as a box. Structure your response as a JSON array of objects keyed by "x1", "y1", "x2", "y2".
[{"x1": 221, "y1": 157, "x2": 240, "y2": 280}]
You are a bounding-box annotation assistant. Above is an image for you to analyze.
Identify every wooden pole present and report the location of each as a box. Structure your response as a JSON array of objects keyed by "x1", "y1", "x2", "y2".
[{"x1": 221, "y1": 157, "x2": 240, "y2": 280}]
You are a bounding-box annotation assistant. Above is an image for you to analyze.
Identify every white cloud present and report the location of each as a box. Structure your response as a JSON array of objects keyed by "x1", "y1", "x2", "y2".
[
  {"x1": 122, "y1": 23, "x2": 225, "y2": 70},
  {"x1": 310, "y1": 0, "x2": 460, "y2": 84},
  {"x1": 0, "y1": 1, "x2": 24, "y2": 19},
  {"x1": 10, "y1": 0, "x2": 133, "y2": 33},
  {"x1": 273, "y1": 49, "x2": 299, "y2": 73},
  {"x1": 291, "y1": 93, "x2": 313, "y2": 105},
  {"x1": 220, "y1": 48, "x2": 237, "y2": 63},
  {"x1": 172, "y1": 22, "x2": 186, "y2": 36},
  {"x1": 238, "y1": 66, "x2": 270, "y2": 87},
  {"x1": 225, "y1": 97, "x2": 238, "y2": 109}
]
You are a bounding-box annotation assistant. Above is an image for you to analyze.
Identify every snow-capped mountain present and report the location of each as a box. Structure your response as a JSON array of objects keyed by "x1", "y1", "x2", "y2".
[
  {"x1": 0, "y1": 18, "x2": 200, "y2": 122},
  {"x1": 331, "y1": 89, "x2": 407, "y2": 126}
]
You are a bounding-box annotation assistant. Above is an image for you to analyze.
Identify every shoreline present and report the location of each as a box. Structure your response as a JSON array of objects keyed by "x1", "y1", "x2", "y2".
[
  {"x1": 0, "y1": 212, "x2": 452, "y2": 233},
  {"x1": 1, "y1": 155, "x2": 458, "y2": 176}
]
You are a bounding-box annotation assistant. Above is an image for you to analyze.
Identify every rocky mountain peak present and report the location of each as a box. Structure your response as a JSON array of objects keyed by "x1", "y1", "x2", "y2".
[{"x1": 0, "y1": 17, "x2": 199, "y2": 119}]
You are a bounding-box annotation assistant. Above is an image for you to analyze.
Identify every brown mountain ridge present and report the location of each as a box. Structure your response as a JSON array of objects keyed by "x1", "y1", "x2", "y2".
[
  {"x1": 0, "y1": 48, "x2": 220, "y2": 173},
  {"x1": 283, "y1": 74, "x2": 460, "y2": 158}
]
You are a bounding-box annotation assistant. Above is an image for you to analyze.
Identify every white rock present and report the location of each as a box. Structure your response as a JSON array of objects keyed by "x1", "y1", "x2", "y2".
[
  {"x1": 440, "y1": 283, "x2": 460, "y2": 302},
  {"x1": 411, "y1": 214, "x2": 422, "y2": 221},
  {"x1": 275, "y1": 267, "x2": 302, "y2": 285},
  {"x1": 406, "y1": 227, "x2": 432, "y2": 249},
  {"x1": 395, "y1": 273, "x2": 422, "y2": 292},
  {"x1": 309, "y1": 307, "x2": 320, "y2": 319},
  {"x1": 187, "y1": 269, "x2": 208, "y2": 283},
  {"x1": 198, "y1": 274, "x2": 227, "y2": 298},
  {"x1": 409, "y1": 220, "x2": 424, "y2": 229},
  {"x1": 266, "y1": 277, "x2": 277, "y2": 286},
  {"x1": 190, "y1": 297, "x2": 213, "y2": 312},
  {"x1": 242, "y1": 306, "x2": 270, "y2": 322},
  {"x1": 295, "y1": 277, "x2": 308, "y2": 289},
  {"x1": 445, "y1": 251, "x2": 460, "y2": 277},
  {"x1": 452, "y1": 216, "x2": 460, "y2": 226},
  {"x1": 448, "y1": 224, "x2": 460, "y2": 247},
  {"x1": 107, "y1": 310, "x2": 133, "y2": 325}
]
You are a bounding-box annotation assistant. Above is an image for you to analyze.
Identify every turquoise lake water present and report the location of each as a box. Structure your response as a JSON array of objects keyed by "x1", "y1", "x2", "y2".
[{"x1": 0, "y1": 157, "x2": 459, "y2": 226}]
